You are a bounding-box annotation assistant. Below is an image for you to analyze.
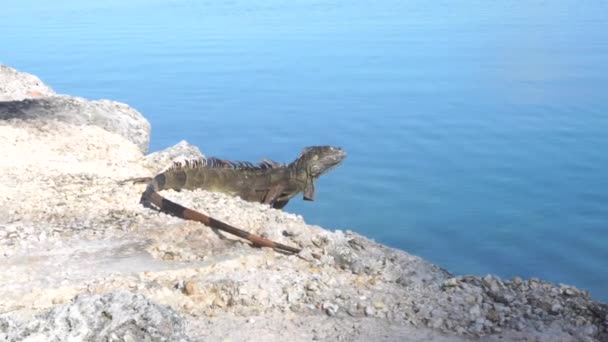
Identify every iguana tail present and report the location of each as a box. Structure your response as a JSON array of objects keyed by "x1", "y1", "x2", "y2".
[{"x1": 141, "y1": 183, "x2": 303, "y2": 255}]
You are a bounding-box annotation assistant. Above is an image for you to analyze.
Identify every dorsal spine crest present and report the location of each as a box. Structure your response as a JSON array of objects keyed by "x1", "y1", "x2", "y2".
[{"x1": 163, "y1": 156, "x2": 282, "y2": 173}]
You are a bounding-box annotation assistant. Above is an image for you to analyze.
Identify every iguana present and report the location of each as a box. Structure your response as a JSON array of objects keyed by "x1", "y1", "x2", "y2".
[{"x1": 133, "y1": 146, "x2": 346, "y2": 255}]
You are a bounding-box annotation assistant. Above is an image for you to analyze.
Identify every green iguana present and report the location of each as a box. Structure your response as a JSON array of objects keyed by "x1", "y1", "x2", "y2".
[{"x1": 133, "y1": 146, "x2": 346, "y2": 255}]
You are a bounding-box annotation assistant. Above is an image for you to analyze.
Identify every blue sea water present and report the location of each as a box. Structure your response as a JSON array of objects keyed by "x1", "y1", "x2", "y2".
[{"x1": 2, "y1": 1, "x2": 607, "y2": 301}]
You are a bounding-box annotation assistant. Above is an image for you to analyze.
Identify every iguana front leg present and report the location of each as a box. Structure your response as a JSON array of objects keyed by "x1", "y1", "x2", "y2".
[
  {"x1": 272, "y1": 200, "x2": 289, "y2": 210},
  {"x1": 262, "y1": 183, "x2": 286, "y2": 206}
]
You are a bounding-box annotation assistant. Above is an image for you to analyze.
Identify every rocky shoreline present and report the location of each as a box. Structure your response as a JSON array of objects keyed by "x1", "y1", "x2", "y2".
[{"x1": 0, "y1": 64, "x2": 606, "y2": 341}]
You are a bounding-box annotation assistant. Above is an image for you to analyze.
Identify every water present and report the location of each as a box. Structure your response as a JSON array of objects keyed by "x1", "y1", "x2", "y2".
[{"x1": 2, "y1": 1, "x2": 607, "y2": 301}]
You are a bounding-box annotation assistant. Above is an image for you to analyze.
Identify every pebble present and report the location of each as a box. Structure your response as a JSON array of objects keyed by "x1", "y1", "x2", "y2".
[
  {"x1": 560, "y1": 285, "x2": 578, "y2": 297},
  {"x1": 305, "y1": 282, "x2": 319, "y2": 292},
  {"x1": 286, "y1": 289, "x2": 301, "y2": 303},
  {"x1": 373, "y1": 301, "x2": 385, "y2": 310},
  {"x1": 322, "y1": 302, "x2": 339, "y2": 316},
  {"x1": 346, "y1": 307, "x2": 358, "y2": 317},
  {"x1": 430, "y1": 318, "x2": 443, "y2": 329},
  {"x1": 182, "y1": 281, "x2": 197, "y2": 296},
  {"x1": 349, "y1": 261, "x2": 365, "y2": 275},
  {"x1": 582, "y1": 324, "x2": 598, "y2": 336},
  {"x1": 442, "y1": 278, "x2": 460, "y2": 288},
  {"x1": 550, "y1": 303, "x2": 563, "y2": 314},
  {"x1": 464, "y1": 295, "x2": 477, "y2": 304},
  {"x1": 469, "y1": 305, "x2": 481, "y2": 317}
]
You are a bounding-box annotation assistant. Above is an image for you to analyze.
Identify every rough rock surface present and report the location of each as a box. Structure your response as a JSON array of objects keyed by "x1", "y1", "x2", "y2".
[
  {"x1": 144, "y1": 139, "x2": 205, "y2": 173},
  {"x1": 0, "y1": 64, "x2": 151, "y2": 153},
  {"x1": 0, "y1": 65, "x2": 607, "y2": 341},
  {"x1": 0, "y1": 292, "x2": 188, "y2": 342},
  {"x1": 0, "y1": 96, "x2": 150, "y2": 153},
  {"x1": 0, "y1": 64, "x2": 55, "y2": 101}
]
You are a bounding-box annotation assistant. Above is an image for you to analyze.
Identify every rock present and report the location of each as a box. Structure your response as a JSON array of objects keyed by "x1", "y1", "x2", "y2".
[
  {"x1": 322, "y1": 302, "x2": 339, "y2": 316},
  {"x1": 442, "y1": 277, "x2": 460, "y2": 288},
  {"x1": 144, "y1": 140, "x2": 205, "y2": 172},
  {"x1": 0, "y1": 64, "x2": 55, "y2": 101},
  {"x1": 373, "y1": 301, "x2": 385, "y2": 310},
  {"x1": 0, "y1": 96, "x2": 150, "y2": 153},
  {"x1": 560, "y1": 284, "x2": 579, "y2": 297},
  {"x1": 1, "y1": 291, "x2": 189, "y2": 341},
  {"x1": 183, "y1": 280, "x2": 197, "y2": 296},
  {"x1": 469, "y1": 305, "x2": 481, "y2": 317},
  {"x1": 550, "y1": 303, "x2": 563, "y2": 314}
]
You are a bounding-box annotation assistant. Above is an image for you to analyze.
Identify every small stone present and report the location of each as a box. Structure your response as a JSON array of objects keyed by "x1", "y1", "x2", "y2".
[
  {"x1": 297, "y1": 249, "x2": 315, "y2": 261},
  {"x1": 550, "y1": 303, "x2": 563, "y2": 314},
  {"x1": 442, "y1": 278, "x2": 460, "y2": 288},
  {"x1": 349, "y1": 261, "x2": 365, "y2": 275},
  {"x1": 373, "y1": 301, "x2": 385, "y2": 310},
  {"x1": 501, "y1": 294, "x2": 514, "y2": 304},
  {"x1": 346, "y1": 307, "x2": 358, "y2": 317},
  {"x1": 286, "y1": 289, "x2": 301, "y2": 303},
  {"x1": 182, "y1": 281, "x2": 197, "y2": 296},
  {"x1": 311, "y1": 236, "x2": 328, "y2": 248},
  {"x1": 469, "y1": 305, "x2": 481, "y2": 317},
  {"x1": 322, "y1": 302, "x2": 338, "y2": 316},
  {"x1": 464, "y1": 295, "x2": 477, "y2": 304},
  {"x1": 582, "y1": 324, "x2": 598, "y2": 336},
  {"x1": 282, "y1": 229, "x2": 298, "y2": 237},
  {"x1": 560, "y1": 285, "x2": 578, "y2": 296},
  {"x1": 431, "y1": 318, "x2": 443, "y2": 329},
  {"x1": 183, "y1": 302, "x2": 194, "y2": 311},
  {"x1": 305, "y1": 282, "x2": 319, "y2": 292},
  {"x1": 469, "y1": 322, "x2": 483, "y2": 334},
  {"x1": 364, "y1": 306, "x2": 375, "y2": 316},
  {"x1": 396, "y1": 275, "x2": 412, "y2": 287}
]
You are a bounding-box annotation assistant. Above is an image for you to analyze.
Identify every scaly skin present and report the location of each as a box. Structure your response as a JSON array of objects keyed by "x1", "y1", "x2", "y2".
[{"x1": 137, "y1": 146, "x2": 346, "y2": 255}]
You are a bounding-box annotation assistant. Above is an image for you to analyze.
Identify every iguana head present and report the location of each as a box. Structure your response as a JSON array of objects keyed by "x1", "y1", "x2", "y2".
[{"x1": 293, "y1": 146, "x2": 346, "y2": 201}]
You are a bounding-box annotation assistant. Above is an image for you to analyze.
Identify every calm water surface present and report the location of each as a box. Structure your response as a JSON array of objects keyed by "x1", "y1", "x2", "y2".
[{"x1": 2, "y1": 1, "x2": 607, "y2": 300}]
